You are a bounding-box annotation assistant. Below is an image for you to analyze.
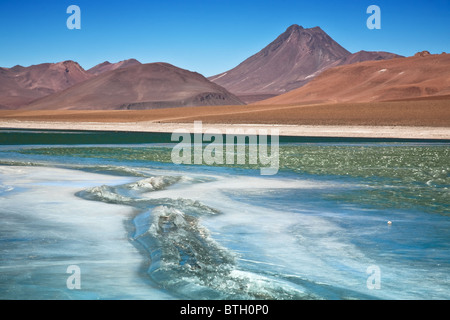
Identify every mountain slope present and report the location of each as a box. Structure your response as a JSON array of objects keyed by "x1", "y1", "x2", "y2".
[
  {"x1": 24, "y1": 62, "x2": 245, "y2": 110},
  {"x1": 0, "y1": 61, "x2": 92, "y2": 109},
  {"x1": 87, "y1": 59, "x2": 142, "y2": 75},
  {"x1": 258, "y1": 53, "x2": 450, "y2": 105},
  {"x1": 209, "y1": 25, "x2": 351, "y2": 97},
  {"x1": 339, "y1": 50, "x2": 403, "y2": 66},
  {"x1": 209, "y1": 25, "x2": 402, "y2": 103}
]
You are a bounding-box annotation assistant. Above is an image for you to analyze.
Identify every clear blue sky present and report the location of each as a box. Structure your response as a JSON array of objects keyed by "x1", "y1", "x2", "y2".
[{"x1": 0, "y1": 0, "x2": 449, "y2": 76}]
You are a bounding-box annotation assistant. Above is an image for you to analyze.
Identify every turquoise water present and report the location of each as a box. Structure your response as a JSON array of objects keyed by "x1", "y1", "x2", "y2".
[{"x1": 0, "y1": 130, "x2": 449, "y2": 299}]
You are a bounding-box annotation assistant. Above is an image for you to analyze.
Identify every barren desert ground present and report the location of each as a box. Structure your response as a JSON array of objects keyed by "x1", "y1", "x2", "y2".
[{"x1": 1, "y1": 97, "x2": 449, "y2": 139}]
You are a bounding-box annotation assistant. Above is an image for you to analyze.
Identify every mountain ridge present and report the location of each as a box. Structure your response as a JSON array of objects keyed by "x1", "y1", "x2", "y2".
[
  {"x1": 87, "y1": 59, "x2": 142, "y2": 75},
  {"x1": 209, "y1": 24, "x2": 351, "y2": 96},
  {"x1": 0, "y1": 60, "x2": 92, "y2": 109},
  {"x1": 258, "y1": 53, "x2": 450, "y2": 105},
  {"x1": 0, "y1": 24, "x2": 412, "y2": 109},
  {"x1": 209, "y1": 24, "x2": 403, "y2": 103},
  {"x1": 23, "y1": 62, "x2": 245, "y2": 110}
]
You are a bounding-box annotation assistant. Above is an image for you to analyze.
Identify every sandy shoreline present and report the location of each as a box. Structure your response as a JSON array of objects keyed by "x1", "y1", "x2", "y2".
[
  {"x1": 1, "y1": 120, "x2": 449, "y2": 140},
  {"x1": 1, "y1": 99, "x2": 449, "y2": 140}
]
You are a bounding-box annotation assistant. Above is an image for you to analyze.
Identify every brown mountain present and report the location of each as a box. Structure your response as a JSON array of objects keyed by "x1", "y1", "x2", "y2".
[
  {"x1": 209, "y1": 25, "x2": 351, "y2": 99},
  {"x1": 0, "y1": 68, "x2": 30, "y2": 109},
  {"x1": 209, "y1": 25, "x2": 402, "y2": 103},
  {"x1": 258, "y1": 53, "x2": 450, "y2": 105},
  {"x1": 87, "y1": 59, "x2": 142, "y2": 75},
  {"x1": 24, "y1": 62, "x2": 245, "y2": 110},
  {"x1": 0, "y1": 61, "x2": 92, "y2": 109},
  {"x1": 338, "y1": 50, "x2": 403, "y2": 66}
]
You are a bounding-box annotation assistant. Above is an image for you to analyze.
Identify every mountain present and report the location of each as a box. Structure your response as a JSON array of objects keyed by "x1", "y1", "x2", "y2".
[
  {"x1": 0, "y1": 67, "x2": 29, "y2": 109},
  {"x1": 209, "y1": 25, "x2": 402, "y2": 103},
  {"x1": 338, "y1": 50, "x2": 403, "y2": 66},
  {"x1": 24, "y1": 62, "x2": 245, "y2": 110},
  {"x1": 0, "y1": 61, "x2": 92, "y2": 109},
  {"x1": 0, "y1": 59, "x2": 143, "y2": 109},
  {"x1": 87, "y1": 59, "x2": 142, "y2": 75},
  {"x1": 0, "y1": 25, "x2": 405, "y2": 109},
  {"x1": 209, "y1": 25, "x2": 350, "y2": 98},
  {"x1": 258, "y1": 53, "x2": 450, "y2": 105}
]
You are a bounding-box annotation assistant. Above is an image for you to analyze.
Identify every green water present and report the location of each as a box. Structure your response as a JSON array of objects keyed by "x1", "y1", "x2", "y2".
[
  {"x1": 0, "y1": 129, "x2": 449, "y2": 300},
  {"x1": 13, "y1": 143, "x2": 450, "y2": 215}
]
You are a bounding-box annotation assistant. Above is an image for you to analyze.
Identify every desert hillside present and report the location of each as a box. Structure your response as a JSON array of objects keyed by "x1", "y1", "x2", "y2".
[
  {"x1": 209, "y1": 25, "x2": 402, "y2": 103},
  {"x1": 0, "y1": 61, "x2": 92, "y2": 108},
  {"x1": 24, "y1": 63, "x2": 245, "y2": 110},
  {"x1": 259, "y1": 52, "x2": 450, "y2": 105}
]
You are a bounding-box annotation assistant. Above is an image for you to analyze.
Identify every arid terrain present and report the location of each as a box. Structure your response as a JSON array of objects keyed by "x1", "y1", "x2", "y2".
[
  {"x1": 209, "y1": 25, "x2": 402, "y2": 102},
  {"x1": 23, "y1": 63, "x2": 244, "y2": 110},
  {"x1": 0, "y1": 60, "x2": 91, "y2": 109},
  {"x1": 0, "y1": 24, "x2": 448, "y2": 139},
  {"x1": 260, "y1": 52, "x2": 450, "y2": 105},
  {"x1": 0, "y1": 95, "x2": 448, "y2": 126},
  {"x1": 86, "y1": 58, "x2": 142, "y2": 76},
  {"x1": 1, "y1": 95, "x2": 449, "y2": 139}
]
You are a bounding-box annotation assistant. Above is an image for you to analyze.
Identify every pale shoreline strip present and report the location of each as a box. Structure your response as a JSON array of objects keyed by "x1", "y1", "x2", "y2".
[{"x1": 0, "y1": 120, "x2": 449, "y2": 140}]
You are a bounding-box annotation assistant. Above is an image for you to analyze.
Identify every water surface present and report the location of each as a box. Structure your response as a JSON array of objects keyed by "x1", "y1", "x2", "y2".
[{"x1": 0, "y1": 130, "x2": 448, "y2": 299}]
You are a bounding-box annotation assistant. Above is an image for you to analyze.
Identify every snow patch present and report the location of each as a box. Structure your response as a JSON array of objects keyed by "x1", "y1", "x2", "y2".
[{"x1": 210, "y1": 73, "x2": 227, "y2": 81}]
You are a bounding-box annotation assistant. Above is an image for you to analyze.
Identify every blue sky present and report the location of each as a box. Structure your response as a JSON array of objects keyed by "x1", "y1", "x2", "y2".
[{"x1": 0, "y1": 0, "x2": 449, "y2": 76}]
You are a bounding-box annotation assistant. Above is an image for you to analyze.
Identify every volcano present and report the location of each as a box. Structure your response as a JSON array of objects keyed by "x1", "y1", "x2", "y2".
[{"x1": 209, "y1": 24, "x2": 402, "y2": 103}]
